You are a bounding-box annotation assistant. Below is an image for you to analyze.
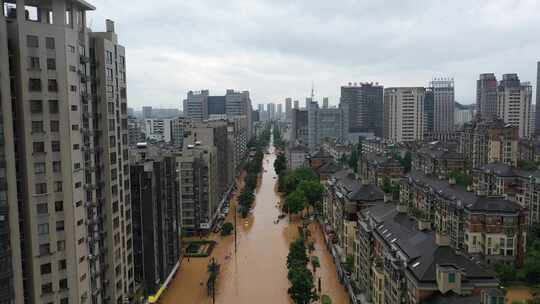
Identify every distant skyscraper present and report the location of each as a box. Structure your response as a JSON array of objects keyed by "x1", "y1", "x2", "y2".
[
  {"x1": 291, "y1": 109, "x2": 308, "y2": 145},
  {"x1": 184, "y1": 90, "x2": 209, "y2": 121},
  {"x1": 431, "y1": 78, "x2": 455, "y2": 134},
  {"x1": 277, "y1": 103, "x2": 283, "y2": 120},
  {"x1": 536, "y1": 62, "x2": 540, "y2": 137},
  {"x1": 307, "y1": 101, "x2": 345, "y2": 149},
  {"x1": 285, "y1": 98, "x2": 292, "y2": 121},
  {"x1": 143, "y1": 106, "x2": 153, "y2": 118},
  {"x1": 323, "y1": 97, "x2": 329, "y2": 109},
  {"x1": 340, "y1": 82, "x2": 384, "y2": 137},
  {"x1": 267, "y1": 103, "x2": 276, "y2": 120},
  {"x1": 424, "y1": 88, "x2": 434, "y2": 136},
  {"x1": 294, "y1": 100, "x2": 300, "y2": 109},
  {"x1": 477, "y1": 73, "x2": 498, "y2": 119},
  {"x1": 497, "y1": 74, "x2": 532, "y2": 138},
  {"x1": 208, "y1": 96, "x2": 226, "y2": 115},
  {"x1": 384, "y1": 87, "x2": 425, "y2": 142}
]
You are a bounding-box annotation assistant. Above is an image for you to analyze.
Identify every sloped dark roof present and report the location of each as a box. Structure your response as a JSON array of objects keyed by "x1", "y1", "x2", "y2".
[
  {"x1": 423, "y1": 291, "x2": 480, "y2": 304},
  {"x1": 406, "y1": 171, "x2": 477, "y2": 204},
  {"x1": 466, "y1": 196, "x2": 522, "y2": 214},
  {"x1": 310, "y1": 149, "x2": 332, "y2": 159},
  {"x1": 478, "y1": 163, "x2": 516, "y2": 177},
  {"x1": 316, "y1": 161, "x2": 341, "y2": 175},
  {"x1": 350, "y1": 184, "x2": 384, "y2": 202}
]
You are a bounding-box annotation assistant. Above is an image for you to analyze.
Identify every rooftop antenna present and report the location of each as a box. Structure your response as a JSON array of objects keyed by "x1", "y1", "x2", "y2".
[{"x1": 311, "y1": 81, "x2": 315, "y2": 101}]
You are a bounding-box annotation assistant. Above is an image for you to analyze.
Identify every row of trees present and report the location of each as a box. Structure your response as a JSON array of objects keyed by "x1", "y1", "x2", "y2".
[
  {"x1": 276, "y1": 167, "x2": 325, "y2": 216},
  {"x1": 287, "y1": 237, "x2": 318, "y2": 304},
  {"x1": 238, "y1": 128, "x2": 271, "y2": 217},
  {"x1": 273, "y1": 124, "x2": 286, "y2": 151}
]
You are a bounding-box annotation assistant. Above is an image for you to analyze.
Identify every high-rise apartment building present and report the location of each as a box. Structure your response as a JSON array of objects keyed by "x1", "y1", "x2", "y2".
[
  {"x1": 142, "y1": 106, "x2": 153, "y2": 118},
  {"x1": 290, "y1": 109, "x2": 308, "y2": 146},
  {"x1": 170, "y1": 117, "x2": 184, "y2": 148},
  {"x1": 424, "y1": 88, "x2": 434, "y2": 136},
  {"x1": 224, "y1": 89, "x2": 252, "y2": 138},
  {"x1": 130, "y1": 145, "x2": 182, "y2": 296},
  {"x1": 293, "y1": 100, "x2": 299, "y2": 109},
  {"x1": 322, "y1": 97, "x2": 329, "y2": 109},
  {"x1": 536, "y1": 62, "x2": 540, "y2": 137},
  {"x1": 340, "y1": 82, "x2": 384, "y2": 137},
  {"x1": 266, "y1": 103, "x2": 275, "y2": 120},
  {"x1": 307, "y1": 101, "x2": 344, "y2": 150},
  {"x1": 497, "y1": 74, "x2": 532, "y2": 138},
  {"x1": 383, "y1": 87, "x2": 425, "y2": 143},
  {"x1": 276, "y1": 103, "x2": 282, "y2": 120},
  {"x1": 476, "y1": 73, "x2": 498, "y2": 119},
  {"x1": 0, "y1": 2, "x2": 133, "y2": 303},
  {"x1": 285, "y1": 98, "x2": 292, "y2": 121},
  {"x1": 431, "y1": 78, "x2": 455, "y2": 134},
  {"x1": 183, "y1": 90, "x2": 209, "y2": 121},
  {"x1": 177, "y1": 144, "x2": 218, "y2": 232},
  {"x1": 144, "y1": 118, "x2": 172, "y2": 142},
  {"x1": 128, "y1": 116, "x2": 145, "y2": 146}
]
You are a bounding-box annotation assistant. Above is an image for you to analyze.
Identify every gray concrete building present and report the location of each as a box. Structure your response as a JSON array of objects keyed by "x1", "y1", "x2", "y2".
[
  {"x1": 0, "y1": 2, "x2": 133, "y2": 303},
  {"x1": 536, "y1": 62, "x2": 540, "y2": 137},
  {"x1": 170, "y1": 117, "x2": 184, "y2": 148},
  {"x1": 290, "y1": 109, "x2": 308, "y2": 146},
  {"x1": 177, "y1": 144, "x2": 218, "y2": 232},
  {"x1": 384, "y1": 87, "x2": 425, "y2": 143},
  {"x1": 340, "y1": 82, "x2": 384, "y2": 137},
  {"x1": 497, "y1": 74, "x2": 532, "y2": 138},
  {"x1": 307, "y1": 101, "x2": 345, "y2": 150},
  {"x1": 142, "y1": 106, "x2": 152, "y2": 119},
  {"x1": 183, "y1": 90, "x2": 209, "y2": 121},
  {"x1": 431, "y1": 78, "x2": 455, "y2": 135},
  {"x1": 476, "y1": 73, "x2": 498, "y2": 119},
  {"x1": 285, "y1": 97, "x2": 292, "y2": 121}
]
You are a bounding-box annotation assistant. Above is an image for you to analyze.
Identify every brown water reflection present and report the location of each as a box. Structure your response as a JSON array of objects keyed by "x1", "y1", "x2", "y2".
[{"x1": 159, "y1": 142, "x2": 349, "y2": 304}]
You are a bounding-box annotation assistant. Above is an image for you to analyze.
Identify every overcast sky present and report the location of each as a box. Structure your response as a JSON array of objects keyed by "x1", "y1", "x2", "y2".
[{"x1": 88, "y1": 0, "x2": 540, "y2": 109}]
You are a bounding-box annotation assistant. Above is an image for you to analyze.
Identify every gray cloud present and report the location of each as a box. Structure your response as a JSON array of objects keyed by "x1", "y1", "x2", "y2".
[{"x1": 88, "y1": 0, "x2": 540, "y2": 109}]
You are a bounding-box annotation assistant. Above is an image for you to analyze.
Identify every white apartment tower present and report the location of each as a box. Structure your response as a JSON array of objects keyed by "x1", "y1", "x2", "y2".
[
  {"x1": 384, "y1": 87, "x2": 425, "y2": 143},
  {"x1": 0, "y1": 2, "x2": 133, "y2": 303},
  {"x1": 497, "y1": 74, "x2": 532, "y2": 138}
]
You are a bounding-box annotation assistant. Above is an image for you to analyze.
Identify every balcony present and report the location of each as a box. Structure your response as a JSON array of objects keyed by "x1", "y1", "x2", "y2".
[{"x1": 80, "y1": 55, "x2": 90, "y2": 64}]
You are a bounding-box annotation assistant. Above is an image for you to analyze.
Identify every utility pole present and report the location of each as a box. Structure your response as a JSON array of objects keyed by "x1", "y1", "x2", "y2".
[{"x1": 234, "y1": 203, "x2": 237, "y2": 254}]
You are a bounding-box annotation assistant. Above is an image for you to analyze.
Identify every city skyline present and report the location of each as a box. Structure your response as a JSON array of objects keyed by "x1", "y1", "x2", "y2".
[{"x1": 88, "y1": 1, "x2": 540, "y2": 109}]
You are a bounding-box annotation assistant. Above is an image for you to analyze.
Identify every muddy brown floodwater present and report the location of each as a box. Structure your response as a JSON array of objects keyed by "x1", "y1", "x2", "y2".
[{"x1": 159, "y1": 139, "x2": 349, "y2": 304}]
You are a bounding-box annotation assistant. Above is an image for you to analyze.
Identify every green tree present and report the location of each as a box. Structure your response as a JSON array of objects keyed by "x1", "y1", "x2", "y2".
[
  {"x1": 287, "y1": 266, "x2": 318, "y2": 304},
  {"x1": 274, "y1": 153, "x2": 288, "y2": 175},
  {"x1": 221, "y1": 222, "x2": 234, "y2": 236},
  {"x1": 345, "y1": 255, "x2": 354, "y2": 273},
  {"x1": 348, "y1": 144, "x2": 359, "y2": 172},
  {"x1": 286, "y1": 190, "x2": 306, "y2": 216},
  {"x1": 298, "y1": 180, "x2": 325, "y2": 213}
]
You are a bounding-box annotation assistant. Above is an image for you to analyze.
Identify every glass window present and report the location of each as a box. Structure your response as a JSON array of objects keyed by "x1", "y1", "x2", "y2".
[
  {"x1": 45, "y1": 37, "x2": 55, "y2": 49},
  {"x1": 40, "y1": 263, "x2": 52, "y2": 274},
  {"x1": 35, "y1": 183, "x2": 47, "y2": 194},
  {"x1": 49, "y1": 100, "x2": 59, "y2": 113},
  {"x1": 48, "y1": 79, "x2": 58, "y2": 92},
  {"x1": 34, "y1": 162, "x2": 46, "y2": 174},
  {"x1": 448, "y1": 273, "x2": 455, "y2": 283},
  {"x1": 39, "y1": 243, "x2": 50, "y2": 255},
  {"x1": 28, "y1": 56, "x2": 40, "y2": 69},
  {"x1": 30, "y1": 100, "x2": 43, "y2": 113},
  {"x1": 51, "y1": 141, "x2": 60, "y2": 152},
  {"x1": 50, "y1": 120, "x2": 60, "y2": 132},
  {"x1": 37, "y1": 203, "x2": 48, "y2": 214},
  {"x1": 33, "y1": 142, "x2": 45, "y2": 153},
  {"x1": 31, "y1": 121, "x2": 43, "y2": 133},
  {"x1": 41, "y1": 283, "x2": 53, "y2": 294},
  {"x1": 37, "y1": 223, "x2": 49, "y2": 235},
  {"x1": 27, "y1": 35, "x2": 39, "y2": 48},
  {"x1": 53, "y1": 181, "x2": 62, "y2": 192},
  {"x1": 55, "y1": 201, "x2": 63, "y2": 212},
  {"x1": 56, "y1": 220, "x2": 64, "y2": 231},
  {"x1": 29, "y1": 78, "x2": 41, "y2": 91},
  {"x1": 47, "y1": 58, "x2": 56, "y2": 70},
  {"x1": 57, "y1": 240, "x2": 65, "y2": 251},
  {"x1": 52, "y1": 161, "x2": 61, "y2": 173},
  {"x1": 59, "y1": 259, "x2": 67, "y2": 270}
]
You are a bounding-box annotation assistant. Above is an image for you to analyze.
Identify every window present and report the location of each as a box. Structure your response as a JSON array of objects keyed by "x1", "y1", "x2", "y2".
[
  {"x1": 70, "y1": 85, "x2": 77, "y2": 92},
  {"x1": 50, "y1": 120, "x2": 59, "y2": 132},
  {"x1": 74, "y1": 181, "x2": 81, "y2": 188},
  {"x1": 69, "y1": 65, "x2": 76, "y2": 72},
  {"x1": 52, "y1": 161, "x2": 61, "y2": 172},
  {"x1": 33, "y1": 142, "x2": 45, "y2": 153},
  {"x1": 71, "y1": 105, "x2": 78, "y2": 111},
  {"x1": 109, "y1": 136, "x2": 116, "y2": 146},
  {"x1": 51, "y1": 141, "x2": 60, "y2": 152},
  {"x1": 47, "y1": 58, "x2": 56, "y2": 70},
  {"x1": 73, "y1": 144, "x2": 79, "y2": 150},
  {"x1": 38, "y1": 223, "x2": 49, "y2": 235},
  {"x1": 37, "y1": 203, "x2": 48, "y2": 214},
  {"x1": 49, "y1": 100, "x2": 59, "y2": 113},
  {"x1": 53, "y1": 181, "x2": 62, "y2": 192},
  {"x1": 27, "y1": 35, "x2": 39, "y2": 48},
  {"x1": 56, "y1": 220, "x2": 64, "y2": 231},
  {"x1": 30, "y1": 100, "x2": 43, "y2": 113},
  {"x1": 31, "y1": 121, "x2": 43, "y2": 133},
  {"x1": 60, "y1": 298, "x2": 68, "y2": 304},
  {"x1": 35, "y1": 183, "x2": 47, "y2": 194},
  {"x1": 39, "y1": 243, "x2": 50, "y2": 255},
  {"x1": 45, "y1": 37, "x2": 55, "y2": 50},
  {"x1": 57, "y1": 240, "x2": 65, "y2": 251},
  {"x1": 68, "y1": 45, "x2": 75, "y2": 53},
  {"x1": 34, "y1": 162, "x2": 46, "y2": 174},
  {"x1": 48, "y1": 79, "x2": 58, "y2": 92},
  {"x1": 448, "y1": 273, "x2": 456, "y2": 283},
  {"x1": 40, "y1": 263, "x2": 52, "y2": 274},
  {"x1": 29, "y1": 78, "x2": 41, "y2": 91},
  {"x1": 28, "y1": 56, "x2": 40, "y2": 69},
  {"x1": 59, "y1": 259, "x2": 67, "y2": 270},
  {"x1": 55, "y1": 201, "x2": 63, "y2": 212},
  {"x1": 106, "y1": 51, "x2": 113, "y2": 64},
  {"x1": 71, "y1": 124, "x2": 79, "y2": 131},
  {"x1": 41, "y1": 283, "x2": 53, "y2": 294}
]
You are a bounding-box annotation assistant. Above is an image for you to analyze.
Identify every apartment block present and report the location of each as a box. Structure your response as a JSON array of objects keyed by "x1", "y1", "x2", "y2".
[
  {"x1": 127, "y1": 116, "x2": 145, "y2": 146},
  {"x1": 183, "y1": 90, "x2": 209, "y2": 121},
  {"x1": 169, "y1": 117, "x2": 184, "y2": 148},
  {"x1": 496, "y1": 74, "x2": 532, "y2": 138},
  {"x1": 144, "y1": 118, "x2": 172, "y2": 142},
  {"x1": 477, "y1": 73, "x2": 498, "y2": 119},
  {"x1": 383, "y1": 87, "x2": 425, "y2": 143},
  {"x1": 431, "y1": 78, "x2": 455, "y2": 135},
  {"x1": 459, "y1": 117, "x2": 519, "y2": 168},
  {"x1": 340, "y1": 82, "x2": 384, "y2": 137},
  {"x1": 412, "y1": 142, "x2": 465, "y2": 179},
  {"x1": 130, "y1": 145, "x2": 181, "y2": 296},
  {"x1": 290, "y1": 108, "x2": 308, "y2": 146},
  {"x1": 177, "y1": 144, "x2": 218, "y2": 232},
  {"x1": 359, "y1": 152, "x2": 404, "y2": 186},
  {"x1": 307, "y1": 101, "x2": 345, "y2": 150}
]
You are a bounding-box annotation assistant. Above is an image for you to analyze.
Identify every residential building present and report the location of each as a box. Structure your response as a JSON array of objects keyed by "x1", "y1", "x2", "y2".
[
  {"x1": 208, "y1": 96, "x2": 225, "y2": 116},
  {"x1": 227, "y1": 116, "x2": 248, "y2": 174},
  {"x1": 459, "y1": 117, "x2": 519, "y2": 168},
  {"x1": 170, "y1": 117, "x2": 184, "y2": 148},
  {"x1": 307, "y1": 101, "x2": 344, "y2": 150},
  {"x1": 455, "y1": 102, "x2": 475, "y2": 127},
  {"x1": 477, "y1": 73, "x2": 498, "y2": 119},
  {"x1": 293, "y1": 100, "x2": 299, "y2": 109},
  {"x1": 412, "y1": 141, "x2": 465, "y2": 179},
  {"x1": 496, "y1": 74, "x2": 532, "y2": 138},
  {"x1": 128, "y1": 116, "x2": 145, "y2": 146},
  {"x1": 130, "y1": 145, "x2": 181, "y2": 296},
  {"x1": 424, "y1": 88, "x2": 434, "y2": 136},
  {"x1": 286, "y1": 145, "x2": 308, "y2": 169},
  {"x1": 359, "y1": 152, "x2": 404, "y2": 186},
  {"x1": 276, "y1": 103, "x2": 283, "y2": 121},
  {"x1": 224, "y1": 89, "x2": 252, "y2": 139},
  {"x1": 177, "y1": 144, "x2": 218, "y2": 232},
  {"x1": 142, "y1": 106, "x2": 153, "y2": 118},
  {"x1": 183, "y1": 90, "x2": 209, "y2": 121},
  {"x1": 290, "y1": 109, "x2": 308, "y2": 145},
  {"x1": 536, "y1": 61, "x2": 540, "y2": 137},
  {"x1": 323, "y1": 97, "x2": 329, "y2": 109},
  {"x1": 356, "y1": 203, "x2": 502, "y2": 304},
  {"x1": 431, "y1": 78, "x2": 455, "y2": 135},
  {"x1": 285, "y1": 98, "x2": 292, "y2": 121},
  {"x1": 150, "y1": 108, "x2": 181, "y2": 119},
  {"x1": 0, "y1": 3, "x2": 134, "y2": 302},
  {"x1": 530, "y1": 106, "x2": 536, "y2": 137},
  {"x1": 144, "y1": 118, "x2": 172, "y2": 142},
  {"x1": 267, "y1": 102, "x2": 276, "y2": 120},
  {"x1": 340, "y1": 82, "x2": 384, "y2": 137},
  {"x1": 384, "y1": 87, "x2": 425, "y2": 143}
]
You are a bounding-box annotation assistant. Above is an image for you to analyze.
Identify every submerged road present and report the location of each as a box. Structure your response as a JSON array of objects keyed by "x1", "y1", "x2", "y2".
[{"x1": 159, "y1": 137, "x2": 349, "y2": 304}]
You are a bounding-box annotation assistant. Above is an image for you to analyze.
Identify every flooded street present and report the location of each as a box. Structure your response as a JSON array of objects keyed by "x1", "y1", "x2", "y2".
[{"x1": 159, "y1": 139, "x2": 349, "y2": 304}]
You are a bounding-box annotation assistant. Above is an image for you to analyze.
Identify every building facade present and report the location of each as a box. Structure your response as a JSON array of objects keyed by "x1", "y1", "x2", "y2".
[
  {"x1": 477, "y1": 73, "x2": 498, "y2": 119},
  {"x1": 340, "y1": 83, "x2": 384, "y2": 137},
  {"x1": 383, "y1": 87, "x2": 425, "y2": 143},
  {"x1": 307, "y1": 101, "x2": 344, "y2": 150},
  {"x1": 431, "y1": 78, "x2": 455, "y2": 135},
  {"x1": 496, "y1": 74, "x2": 532, "y2": 138}
]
